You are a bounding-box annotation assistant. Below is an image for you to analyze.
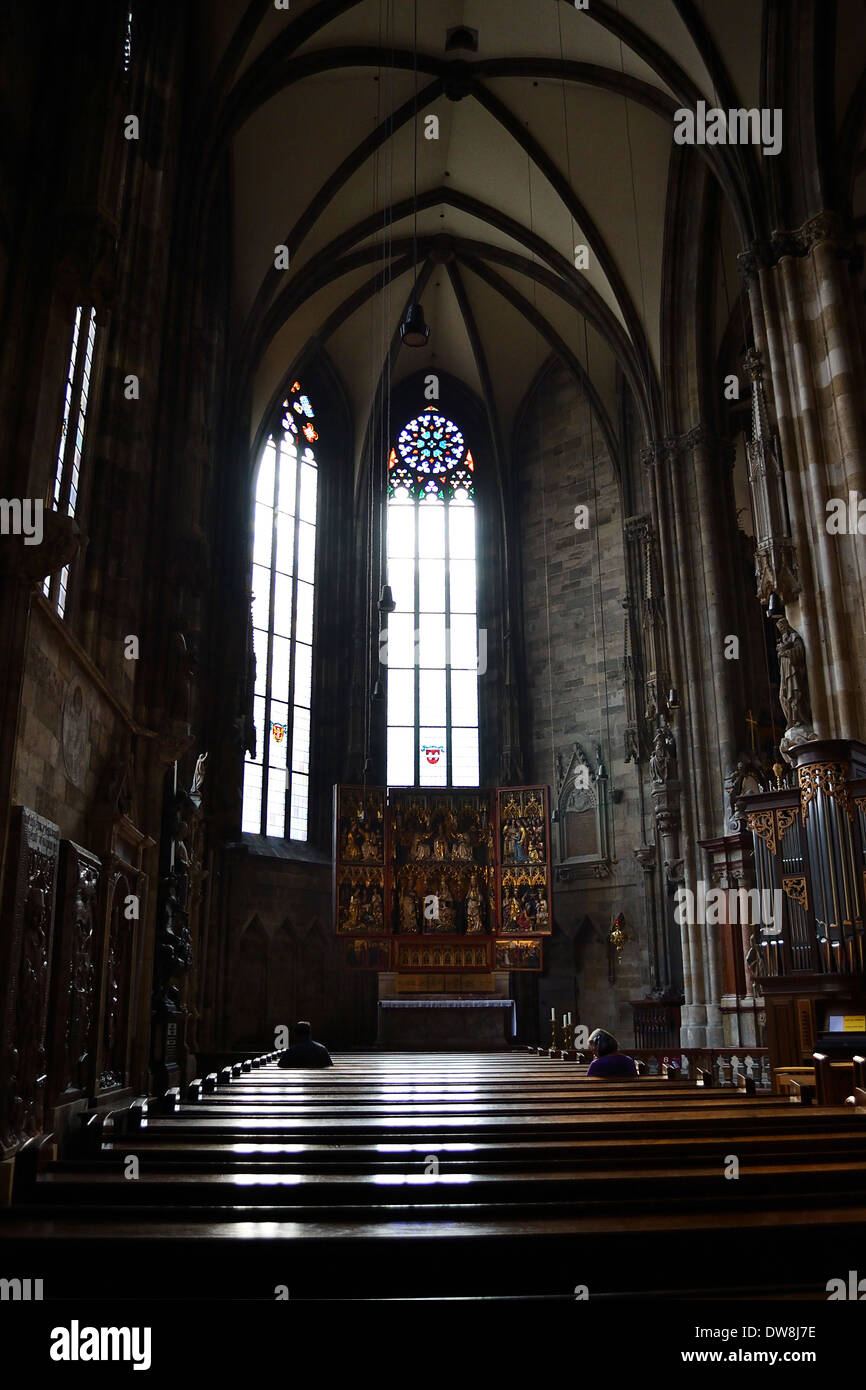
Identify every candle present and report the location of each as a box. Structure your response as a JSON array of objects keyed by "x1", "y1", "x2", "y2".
[{"x1": 550, "y1": 1006, "x2": 555, "y2": 1021}]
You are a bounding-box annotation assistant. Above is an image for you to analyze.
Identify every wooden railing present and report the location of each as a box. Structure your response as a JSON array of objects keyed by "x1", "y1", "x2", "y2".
[{"x1": 629, "y1": 1047, "x2": 771, "y2": 1089}]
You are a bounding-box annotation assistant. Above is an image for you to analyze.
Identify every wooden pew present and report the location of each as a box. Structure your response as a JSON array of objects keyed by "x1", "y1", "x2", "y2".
[
  {"x1": 7, "y1": 1051, "x2": 866, "y2": 1302},
  {"x1": 786, "y1": 1077, "x2": 816, "y2": 1105},
  {"x1": 813, "y1": 1052, "x2": 856, "y2": 1106}
]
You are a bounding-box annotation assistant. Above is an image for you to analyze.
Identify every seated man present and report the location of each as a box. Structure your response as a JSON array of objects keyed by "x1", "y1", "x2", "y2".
[
  {"x1": 586, "y1": 1027, "x2": 638, "y2": 1078},
  {"x1": 277, "y1": 1020, "x2": 333, "y2": 1069}
]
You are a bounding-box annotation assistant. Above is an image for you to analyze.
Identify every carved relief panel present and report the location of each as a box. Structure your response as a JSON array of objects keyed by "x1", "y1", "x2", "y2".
[
  {"x1": 48, "y1": 841, "x2": 101, "y2": 1104},
  {"x1": 0, "y1": 808, "x2": 60, "y2": 1155},
  {"x1": 96, "y1": 866, "x2": 139, "y2": 1093}
]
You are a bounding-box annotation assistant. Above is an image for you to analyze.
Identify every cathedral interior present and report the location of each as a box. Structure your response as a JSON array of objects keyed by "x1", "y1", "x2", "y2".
[{"x1": 2, "y1": 0, "x2": 866, "y2": 1328}]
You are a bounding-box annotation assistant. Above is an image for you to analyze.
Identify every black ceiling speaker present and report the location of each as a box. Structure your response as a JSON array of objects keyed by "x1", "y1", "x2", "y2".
[
  {"x1": 377, "y1": 584, "x2": 396, "y2": 613},
  {"x1": 400, "y1": 302, "x2": 430, "y2": 347}
]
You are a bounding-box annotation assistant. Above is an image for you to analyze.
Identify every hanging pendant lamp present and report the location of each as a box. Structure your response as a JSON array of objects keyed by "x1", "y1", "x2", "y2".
[
  {"x1": 400, "y1": 302, "x2": 430, "y2": 347},
  {"x1": 377, "y1": 584, "x2": 396, "y2": 613}
]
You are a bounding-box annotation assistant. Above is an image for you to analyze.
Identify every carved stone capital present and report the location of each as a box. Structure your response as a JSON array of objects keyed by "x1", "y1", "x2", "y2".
[
  {"x1": 740, "y1": 212, "x2": 863, "y2": 280},
  {"x1": 754, "y1": 538, "x2": 800, "y2": 607},
  {"x1": 665, "y1": 857, "x2": 685, "y2": 884},
  {"x1": 640, "y1": 439, "x2": 669, "y2": 469},
  {"x1": 157, "y1": 721, "x2": 195, "y2": 765},
  {"x1": 633, "y1": 843, "x2": 656, "y2": 872},
  {"x1": 1, "y1": 511, "x2": 83, "y2": 583},
  {"x1": 624, "y1": 514, "x2": 650, "y2": 541},
  {"x1": 668, "y1": 425, "x2": 736, "y2": 466},
  {"x1": 656, "y1": 807, "x2": 682, "y2": 836}
]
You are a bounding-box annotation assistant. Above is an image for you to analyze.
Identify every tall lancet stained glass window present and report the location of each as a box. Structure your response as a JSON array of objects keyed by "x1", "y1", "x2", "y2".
[
  {"x1": 43, "y1": 304, "x2": 98, "y2": 618},
  {"x1": 386, "y1": 406, "x2": 480, "y2": 788},
  {"x1": 243, "y1": 382, "x2": 319, "y2": 839}
]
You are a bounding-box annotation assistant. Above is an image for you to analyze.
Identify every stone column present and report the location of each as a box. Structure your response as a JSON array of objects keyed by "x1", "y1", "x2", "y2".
[{"x1": 740, "y1": 213, "x2": 866, "y2": 740}]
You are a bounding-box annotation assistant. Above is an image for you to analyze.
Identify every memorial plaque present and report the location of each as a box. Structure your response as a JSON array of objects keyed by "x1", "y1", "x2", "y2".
[{"x1": 61, "y1": 680, "x2": 91, "y2": 789}]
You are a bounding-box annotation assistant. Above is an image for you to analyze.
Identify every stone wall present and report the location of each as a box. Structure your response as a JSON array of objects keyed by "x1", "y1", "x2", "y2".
[
  {"x1": 13, "y1": 600, "x2": 129, "y2": 842},
  {"x1": 515, "y1": 362, "x2": 651, "y2": 1045},
  {"x1": 213, "y1": 849, "x2": 377, "y2": 1052}
]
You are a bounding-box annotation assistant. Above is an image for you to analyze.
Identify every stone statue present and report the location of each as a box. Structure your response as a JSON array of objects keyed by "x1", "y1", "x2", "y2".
[
  {"x1": 173, "y1": 826, "x2": 190, "y2": 909},
  {"x1": 773, "y1": 615, "x2": 817, "y2": 761},
  {"x1": 191, "y1": 751, "x2": 208, "y2": 803},
  {"x1": 746, "y1": 932, "x2": 765, "y2": 980},
  {"x1": 774, "y1": 616, "x2": 811, "y2": 729},
  {"x1": 650, "y1": 721, "x2": 676, "y2": 785}
]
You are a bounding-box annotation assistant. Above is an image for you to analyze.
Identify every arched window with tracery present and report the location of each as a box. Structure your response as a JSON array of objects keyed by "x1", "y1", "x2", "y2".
[
  {"x1": 242, "y1": 381, "x2": 319, "y2": 839},
  {"x1": 385, "y1": 405, "x2": 479, "y2": 787}
]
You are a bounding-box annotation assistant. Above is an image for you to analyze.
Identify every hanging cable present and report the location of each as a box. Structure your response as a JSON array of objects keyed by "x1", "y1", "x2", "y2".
[
  {"x1": 412, "y1": 0, "x2": 419, "y2": 292},
  {"x1": 555, "y1": 0, "x2": 577, "y2": 264},
  {"x1": 582, "y1": 317, "x2": 613, "y2": 788},
  {"x1": 525, "y1": 140, "x2": 557, "y2": 805}
]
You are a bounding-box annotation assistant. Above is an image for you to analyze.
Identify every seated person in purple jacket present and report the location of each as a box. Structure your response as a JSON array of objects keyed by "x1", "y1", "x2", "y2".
[
  {"x1": 277, "y1": 1020, "x2": 333, "y2": 1068},
  {"x1": 586, "y1": 1028, "x2": 638, "y2": 1078}
]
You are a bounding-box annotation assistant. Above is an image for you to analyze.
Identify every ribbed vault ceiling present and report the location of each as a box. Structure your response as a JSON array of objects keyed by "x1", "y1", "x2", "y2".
[{"x1": 188, "y1": 1, "x2": 813, "y2": 458}]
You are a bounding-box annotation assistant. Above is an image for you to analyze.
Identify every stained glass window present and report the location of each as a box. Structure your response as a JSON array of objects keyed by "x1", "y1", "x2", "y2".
[
  {"x1": 386, "y1": 407, "x2": 479, "y2": 788},
  {"x1": 123, "y1": 8, "x2": 133, "y2": 73},
  {"x1": 243, "y1": 381, "x2": 317, "y2": 840},
  {"x1": 43, "y1": 304, "x2": 98, "y2": 619}
]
